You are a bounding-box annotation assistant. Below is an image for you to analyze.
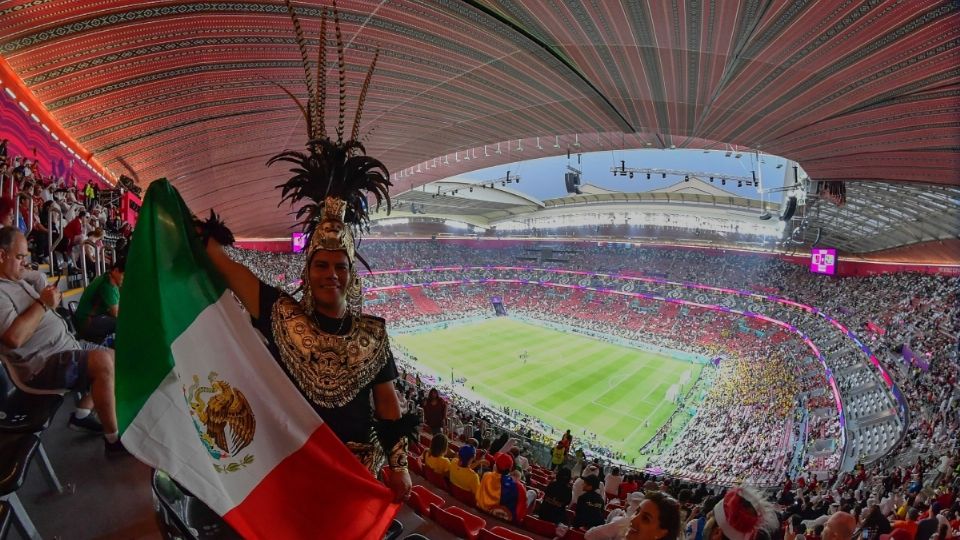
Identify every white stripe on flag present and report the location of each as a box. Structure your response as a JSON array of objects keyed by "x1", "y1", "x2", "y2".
[{"x1": 123, "y1": 292, "x2": 323, "y2": 515}]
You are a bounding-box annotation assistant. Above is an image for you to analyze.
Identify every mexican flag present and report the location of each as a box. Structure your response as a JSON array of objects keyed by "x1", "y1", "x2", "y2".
[{"x1": 115, "y1": 180, "x2": 398, "y2": 539}]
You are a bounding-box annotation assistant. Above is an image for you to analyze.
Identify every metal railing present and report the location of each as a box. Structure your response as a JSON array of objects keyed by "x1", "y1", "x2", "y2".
[
  {"x1": 101, "y1": 246, "x2": 115, "y2": 275},
  {"x1": 15, "y1": 193, "x2": 34, "y2": 236},
  {"x1": 47, "y1": 206, "x2": 63, "y2": 274},
  {"x1": 79, "y1": 240, "x2": 103, "y2": 288}
]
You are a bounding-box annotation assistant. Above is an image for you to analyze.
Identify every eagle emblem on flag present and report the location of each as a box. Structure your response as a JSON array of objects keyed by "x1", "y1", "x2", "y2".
[{"x1": 184, "y1": 372, "x2": 256, "y2": 472}]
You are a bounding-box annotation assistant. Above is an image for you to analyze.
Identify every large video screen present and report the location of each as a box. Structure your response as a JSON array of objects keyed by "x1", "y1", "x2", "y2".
[
  {"x1": 810, "y1": 248, "x2": 837, "y2": 275},
  {"x1": 291, "y1": 232, "x2": 307, "y2": 253}
]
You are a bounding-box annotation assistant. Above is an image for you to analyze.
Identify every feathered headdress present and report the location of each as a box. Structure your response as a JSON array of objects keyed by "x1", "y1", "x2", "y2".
[{"x1": 267, "y1": 0, "x2": 391, "y2": 313}]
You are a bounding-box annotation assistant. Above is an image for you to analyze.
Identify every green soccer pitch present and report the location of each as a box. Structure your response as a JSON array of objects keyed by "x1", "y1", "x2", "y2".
[{"x1": 393, "y1": 317, "x2": 703, "y2": 461}]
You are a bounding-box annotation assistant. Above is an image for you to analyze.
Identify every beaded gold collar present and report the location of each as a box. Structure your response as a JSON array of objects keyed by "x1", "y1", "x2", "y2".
[{"x1": 271, "y1": 293, "x2": 388, "y2": 408}]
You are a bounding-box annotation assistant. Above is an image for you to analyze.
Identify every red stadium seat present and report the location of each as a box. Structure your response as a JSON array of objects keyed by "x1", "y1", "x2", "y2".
[
  {"x1": 447, "y1": 507, "x2": 487, "y2": 540},
  {"x1": 522, "y1": 515, "x2": 559, "y2": 537},
  {"x1": 479, "y1": 529, "x2": 510, "y2": 540},
  {"x1": 564, "y1": 528, "x2": 587, "y2": 540},
  {"x1": 430, "y1": 503, "x2": 486, "y2": 540},
  {"x1": 424, "y1": 465, "x2": 450, "y2": 491},
  {"x1": 491, "y1": 527, "x2": 533, "y2": 540},
  {"x1": 409, "y1": 485, "x2": 444, "y2": 516},
  {"x1": 479, "y1": 527, "x2": 534, "y2": 540},
  {"x1": 529, "y1": 498, "x2": 540, "y2": 514},
  {"x1": 407, "y1": 490, "x2": 426, "y2": 516},
  {"x1": 450, "y1": 483, "x2": 477, "y2": 507},
  {"x1": 408, "y1": 455, "x2": 423, "y2": 476}
]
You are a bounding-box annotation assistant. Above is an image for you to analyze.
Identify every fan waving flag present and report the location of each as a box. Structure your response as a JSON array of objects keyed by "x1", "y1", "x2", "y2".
[{"x1": 115, "y1": 179, "x2": 398, "y2": 539}]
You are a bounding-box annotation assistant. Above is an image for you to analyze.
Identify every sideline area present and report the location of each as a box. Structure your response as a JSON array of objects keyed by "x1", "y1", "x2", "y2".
[{"x1": 394, "y1": 317, "x2": 704, "y2": 461}]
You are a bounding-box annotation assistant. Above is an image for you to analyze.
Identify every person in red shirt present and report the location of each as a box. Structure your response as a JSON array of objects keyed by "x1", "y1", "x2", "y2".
[
  {"x1": 63, "y1": 210, "x2": 86, "y2": 242},
  {"x1": 619, "y1": 474, "x2": 639, "y2": 500},
  {"x1": 892, "y1": 508, "x2": 921, "y2": 540},
  {"x1": 561, "y1": 429, "x2": 573, "y2": 456},
  {"x1": 935, "y1": 488, "x2": 954, "y2": 511}
]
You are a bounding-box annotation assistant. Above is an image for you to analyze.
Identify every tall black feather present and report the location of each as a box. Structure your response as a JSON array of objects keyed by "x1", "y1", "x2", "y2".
[{"x1": 271, "y1": 0, "x2": 391, "y2": 249}]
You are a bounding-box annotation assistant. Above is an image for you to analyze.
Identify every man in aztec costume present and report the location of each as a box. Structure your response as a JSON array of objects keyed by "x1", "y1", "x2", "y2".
[{"x1": 194, "y1": 0, "x2": 415, "y2": 502}]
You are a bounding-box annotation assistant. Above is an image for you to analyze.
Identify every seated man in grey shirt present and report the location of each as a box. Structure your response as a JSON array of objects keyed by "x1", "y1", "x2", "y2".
[{"x1": 0, "y1": 227, "x2": 125, "y2": 456}]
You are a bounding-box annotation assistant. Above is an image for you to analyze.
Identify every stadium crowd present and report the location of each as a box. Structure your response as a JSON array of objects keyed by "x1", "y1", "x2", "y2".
[
  {"x1": 223, "y1": 243, "x2": 956, "y2": 471},
  {"x1": 226, "y1": 240, "x2": 956, "y2": 371},
  {"x1": 0, "y1": 140, "x2": 129, "y2": 277},
  {"x1": 219, "y1": 241, "x2": 959, "y2": 539}
]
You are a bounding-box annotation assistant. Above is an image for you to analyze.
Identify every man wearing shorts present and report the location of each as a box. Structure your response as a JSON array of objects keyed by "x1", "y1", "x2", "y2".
[{"x1": 0, "y1": 227, "x2": 124, "y2": 456}]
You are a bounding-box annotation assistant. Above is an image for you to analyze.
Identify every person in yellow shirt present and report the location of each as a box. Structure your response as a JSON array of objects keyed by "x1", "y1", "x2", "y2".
[
  {"x1": 551, "y1": 440, "x2": 566, "y2": 471},
  {"x1": 450, "y1": 445, "x2": 481, "y2": 495},
  {"x1": 423, "y1": 433, "x2": 452, "y2": 476}
]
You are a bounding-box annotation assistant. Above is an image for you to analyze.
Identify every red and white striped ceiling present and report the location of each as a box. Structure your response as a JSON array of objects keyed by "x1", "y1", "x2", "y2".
[{"x1": 1, "y1": 0, "x2": 957, "y2": 237}]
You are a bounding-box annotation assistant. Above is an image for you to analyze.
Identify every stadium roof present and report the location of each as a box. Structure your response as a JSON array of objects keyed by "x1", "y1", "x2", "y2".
[{"x1": 1, "y1": 1, "x2": 958, "y2": 248}]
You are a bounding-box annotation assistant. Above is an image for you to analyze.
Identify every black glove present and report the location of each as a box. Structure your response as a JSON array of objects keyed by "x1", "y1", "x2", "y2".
[
  {"x1": 195, "y1": 209, "x2": 235, "y2": 247},
  {"x1": 375, "y1": 413, "x2": 420, "y2": 470}
]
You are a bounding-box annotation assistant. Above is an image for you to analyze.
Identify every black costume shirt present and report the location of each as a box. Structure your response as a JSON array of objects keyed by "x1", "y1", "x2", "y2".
[
  {"x1": 253, "y1": 282, "x2": 398, "y2": 444},
  {"x1": 573, "y1": 491, "x2": 606, "y2": 529},
  {"x1": 537, "y1": 480, "x2": 573, "y2": 524}
]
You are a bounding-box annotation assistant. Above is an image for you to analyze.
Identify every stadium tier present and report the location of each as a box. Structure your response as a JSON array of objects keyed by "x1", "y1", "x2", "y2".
[
  {"x1": 2, "y1": 2, "x2": 959, "y2": 538},
  {"x1": 221, "y1": 242, "x2": 955, "y2": 483}
]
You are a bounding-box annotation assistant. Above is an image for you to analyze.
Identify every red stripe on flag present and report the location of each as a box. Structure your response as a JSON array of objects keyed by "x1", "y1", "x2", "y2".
[{"x1": 224, "y1": 423, "x2": 399, "y2": 539}]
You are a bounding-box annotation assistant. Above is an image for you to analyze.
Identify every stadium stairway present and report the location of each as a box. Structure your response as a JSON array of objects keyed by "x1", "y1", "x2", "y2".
[{"x1": 407, "y1": 288, "x2": 443, "y2": 315}]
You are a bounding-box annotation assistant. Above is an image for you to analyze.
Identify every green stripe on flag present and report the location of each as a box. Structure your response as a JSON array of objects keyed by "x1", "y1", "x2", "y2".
[{"x1": 115, "y1": 179, "x2": 227, "y2": 433}]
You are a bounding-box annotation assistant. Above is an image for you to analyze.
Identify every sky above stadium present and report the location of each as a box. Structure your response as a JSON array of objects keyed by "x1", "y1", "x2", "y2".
[{"x1": 456, "y1": 149, "x2": 794, "y2": 202}]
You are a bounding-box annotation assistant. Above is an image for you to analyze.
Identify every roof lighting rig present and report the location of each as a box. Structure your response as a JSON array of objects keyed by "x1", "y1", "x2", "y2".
[
  {"x1": 610, "y1": 161, "x2": 757, "y2": 188},
  {"x1": 430, "y1": 172, "x2": 519, "y2": 198}
]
